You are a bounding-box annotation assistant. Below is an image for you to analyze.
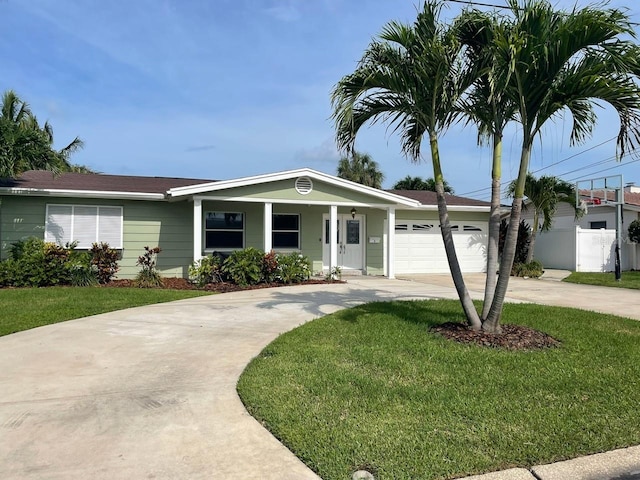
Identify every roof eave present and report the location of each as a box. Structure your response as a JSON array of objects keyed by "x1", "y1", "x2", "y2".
[{"x1": 0, "y1": 187, "x2": 166, "y2": 201}]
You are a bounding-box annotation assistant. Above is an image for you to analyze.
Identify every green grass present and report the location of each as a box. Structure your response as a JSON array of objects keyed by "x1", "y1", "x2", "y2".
[
  {"x1": 0, "y1": 287, "x2": 211, "y2": 337},
  {"x1": 564, "y1": 271, "x2": 640, "y2": 289},
  {"x1": 238, "y1": 300, "x2": 640, "y2": 480}
]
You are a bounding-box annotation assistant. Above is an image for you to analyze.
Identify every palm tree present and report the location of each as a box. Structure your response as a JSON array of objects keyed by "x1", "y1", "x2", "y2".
[
  {"x1": 332, "y1": 1, "x2": 482, "y2": 329},
  {"x1": 507, "y1": 174, "x2": 581, "y2": 263},
  {"x1": 392, "y1": 175, "x2": 454, "y2": 193},
  {"x1": 455, "y1": 8, "x2": 518, "y2": 321},
  {"x1": 0, "y1": 90, "x2": 85, "y2": 178},
  {"x1": 336, "y1": 151, "x2": 384, "y2": 188},
  {"x1": 484, "y1": 0, "x2": 640, "y2": 331}
]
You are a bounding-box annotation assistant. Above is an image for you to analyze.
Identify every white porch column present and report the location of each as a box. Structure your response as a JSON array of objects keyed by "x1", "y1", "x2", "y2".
[
  {"x1": 264, "y1": 202, "x2": 273, "y2": 252},
  {"x1": 193, "y1": 197, "x2": 203, "y2": 262},
  {"x1": 329, "y1": 205, "x2": 338, "y2": 273},
  {"x1": 387, "y1": 207, "x2": 396, "y2": 279}
]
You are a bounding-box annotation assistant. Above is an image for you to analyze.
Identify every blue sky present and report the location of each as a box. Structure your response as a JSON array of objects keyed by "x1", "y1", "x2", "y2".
[{"x1": 2, "y1": 0, "x2": 639, "y2": 200}]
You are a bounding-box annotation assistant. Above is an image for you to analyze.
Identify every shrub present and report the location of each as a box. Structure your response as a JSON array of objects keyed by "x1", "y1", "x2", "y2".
[
  {"x1": 64, "y1": 244, "x2": 97, "y2": 286},
  {"x1": 2, "y1": 237, "x2": 70, "y2": 287},
  {"x1": 629, "y1": 219, "x2": 640, "y2": 243},
  {"x1": 512, "y1": 260, "x2": 544, "y2": 278},
  {"x1": 135, "y1": 246, "x2": 162, "y2": 288},
  {"x1": 223, "y1": 248, "x2": 264, "y2": 286},
  {"x1": 499, "y1": 219, "x2": 531, "y2": 265},
  {"x1": 90, "y1": 242, "x2": 119, "y2": 284},
  {"x1": 277, "y1": 252, "x2": 311, "y2": 284},
  {"x1": 189, "y1": 255, "x2": 224, "y2": 287},
  {"x1": 262, "y1": 250, "x2": 279, "y2": 283}
]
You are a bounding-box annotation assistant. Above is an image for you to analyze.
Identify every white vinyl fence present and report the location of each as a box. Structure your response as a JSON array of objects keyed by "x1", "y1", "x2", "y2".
[{"x1": 534, "y1": 227, "x2": 638, "y2": 272}]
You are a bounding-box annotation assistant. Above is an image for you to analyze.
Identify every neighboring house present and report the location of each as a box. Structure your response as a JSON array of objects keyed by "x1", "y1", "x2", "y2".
[
  {"x1": 0, "y1": 168, "x2": 490, "y2": 279},
  {"x1": 520, "y1": 184, "x2": 640, "y2": 271}
]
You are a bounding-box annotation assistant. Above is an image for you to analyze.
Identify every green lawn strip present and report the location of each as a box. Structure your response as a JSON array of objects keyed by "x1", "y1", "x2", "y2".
[
  {"x1": 563, "y1": 271, "x2": 640, "y2": 289},
  {"x1": 237, "y1": 300, "x2": 640, "y2": 480},
  {"x1": 0, "y1": 287, "x2": 211, "y2": 337}
]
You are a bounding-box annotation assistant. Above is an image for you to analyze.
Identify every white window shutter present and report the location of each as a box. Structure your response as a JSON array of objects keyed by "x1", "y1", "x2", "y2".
[
  {"x1": 45, "y1": 205, "x2": 73, "y2": 245},
  {"x1": 73, "y1": 206, "x2": 98, "y2": 248},
  {"x1": 98, "y1": 207, "x2": 123, "y2": 248}
]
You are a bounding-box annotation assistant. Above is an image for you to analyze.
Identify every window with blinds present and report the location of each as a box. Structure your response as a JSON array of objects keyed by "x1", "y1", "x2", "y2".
[{"x1": 45, "y1": 205, "x2": 123, "y2": 248}]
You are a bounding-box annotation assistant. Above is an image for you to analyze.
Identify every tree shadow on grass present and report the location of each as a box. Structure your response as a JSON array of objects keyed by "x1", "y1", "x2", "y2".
[{"x1": 336, "y1": 299, "x2": 466, "y2": 328}]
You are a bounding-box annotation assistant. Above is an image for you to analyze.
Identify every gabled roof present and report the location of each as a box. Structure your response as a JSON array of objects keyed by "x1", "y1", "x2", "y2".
[{"x1": 167, "y1": 168, "x2": 421, "y2": 207}]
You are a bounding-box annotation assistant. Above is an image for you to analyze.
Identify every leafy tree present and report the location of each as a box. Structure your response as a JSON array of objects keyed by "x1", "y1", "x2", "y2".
[
  {"x1": 332, "y1": 1, "x2": 482, "y2": 328},
  {"x1": 393, "y1": 175, "x2": 454, "y2": 193},
  {"x1": 337, "y1": 151, "x2": 384, "y2": 188},
  {"x1": 507, "y1": 174, "x2": 581, "y2": 263},
  {"x1": 0, "y1": 90, "x2": 85, "y2": 178},
  {"x1": 627, "y1": 219, "x2": 640, "y2": 244}
]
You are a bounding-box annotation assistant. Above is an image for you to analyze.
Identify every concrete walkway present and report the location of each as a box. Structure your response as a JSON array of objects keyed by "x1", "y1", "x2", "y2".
[{"x1": 0, "y1": 275, "x2": 638, "y2": 479}]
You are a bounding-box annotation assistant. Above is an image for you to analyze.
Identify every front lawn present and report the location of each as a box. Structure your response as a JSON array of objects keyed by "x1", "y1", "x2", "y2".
[
  {"x1": 238, "y1": 300, "x2": 640, "y2": 480},
  {"x1": 0, "y1": 287, "x2": 211, "y2": 337},
  {"x1": 563, "y1": 271, "x2": 640, "y2": 289}
]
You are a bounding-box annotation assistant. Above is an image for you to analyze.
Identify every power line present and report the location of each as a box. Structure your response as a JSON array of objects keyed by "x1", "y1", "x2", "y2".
[
  {"x1": 460, "y1": 136, "x2": 618, "y2": 197},
  {"x1": 444, "y1": 0, "x2": 511, "y2": 9},
  {"x1": 566, "y1": 157, "x2": 640, "y2": 182}
]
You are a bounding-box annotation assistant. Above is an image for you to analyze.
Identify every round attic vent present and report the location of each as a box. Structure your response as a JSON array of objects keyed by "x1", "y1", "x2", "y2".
[{"x1": 295, "y1": 176, "x2": 313, "y2": 195}]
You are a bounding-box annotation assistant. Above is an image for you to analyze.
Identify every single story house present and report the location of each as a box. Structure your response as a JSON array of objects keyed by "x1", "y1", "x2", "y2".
[
  {"x1": 0, "y1": 168, "x2": 491, "y2": 279},
  {"x1": 520, "y1": 184, "x2": 640, "y2": 271}
]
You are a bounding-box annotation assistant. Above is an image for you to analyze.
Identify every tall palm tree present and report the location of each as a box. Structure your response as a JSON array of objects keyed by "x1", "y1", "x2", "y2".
[
  {"x1": 336, "y1": 151, "x2": 384, "y2": 188},
  {"x1": 0, "y1": 90, "x2": 85, "y2": 178},
  {"x1": 332, "y1": 1, "x2": 482, "y2": 329},
  {"x1": 392, "y1": 175, "x2": 454, "y2": 193},
  {"x1": 507, "y1": 174, "x2": 580, "y2": 263},
  {"x1": 484, "y1": 0, "x2": 640, "y2": 330},
  {"x1": 455, "y1": 8, "x2": 519, "y2": 321}
]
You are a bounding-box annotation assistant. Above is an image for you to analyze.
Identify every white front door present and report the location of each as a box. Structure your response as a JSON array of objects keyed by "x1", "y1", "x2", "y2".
[{"x1": 323, "y1": 214, "x2": 364, "y2": 272}]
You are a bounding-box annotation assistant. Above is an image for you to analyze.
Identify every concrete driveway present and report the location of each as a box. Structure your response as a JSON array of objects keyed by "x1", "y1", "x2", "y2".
[
  {"x1": 399, "y1": 271, "x2": 640, "y2": 321},
  {"x1": 0, "y1": 278, "x2": 445, "y2": 480},
  {"x1": 0, "y1": 275, "x2": 637, "y2": 479}
]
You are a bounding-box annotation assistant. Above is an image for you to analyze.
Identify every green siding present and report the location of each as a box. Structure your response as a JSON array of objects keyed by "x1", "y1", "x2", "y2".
[
  {"x1": 1, "y1": 194, "x2": 489, "y2": 281},
  {"x1": 0, "y1": 196, "x2": 193, "y2": 279},
  {"x1": 206, "y1": 178, "x2": 397, "y2": 205}
]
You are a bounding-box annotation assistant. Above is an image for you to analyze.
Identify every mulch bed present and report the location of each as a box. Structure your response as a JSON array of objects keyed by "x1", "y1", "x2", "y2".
[
  {"x1": 431, "y1": 322, "x2": 561, "y2": 351},
  {"x1": 105, "y1": 277, "x2": 342, "y2": 293}
]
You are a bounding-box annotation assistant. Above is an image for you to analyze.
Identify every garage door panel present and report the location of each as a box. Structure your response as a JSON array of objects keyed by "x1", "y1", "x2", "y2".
[{"x1": 394, "y1": 220, "x2": 487, "y2": 274}]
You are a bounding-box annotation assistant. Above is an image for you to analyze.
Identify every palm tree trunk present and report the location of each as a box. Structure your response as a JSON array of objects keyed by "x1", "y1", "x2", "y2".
[
  {"x1": 484, "y1": 144, "x2": 531, "y2": 332},
  {"x1": 525, "y1": 211, "x2": 539, "y2": 263},
  {"x1": 481, "y1": 134, "x2": 502, "y2": 320},
  {"x1": 430, "y1": 134, "x2": 482, "y2": 330}
]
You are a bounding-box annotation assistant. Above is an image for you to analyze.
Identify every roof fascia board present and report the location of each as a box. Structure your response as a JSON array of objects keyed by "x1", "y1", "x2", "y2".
[
  {"x1": 0, "y1": 187, "x2": 165, "y2": 201},
  {"x1": 194, "y1": 195, "x2": 400, "y2": 209},
  {"x1": 169, "y1": 168, "x2": 420, "y2": 207}
]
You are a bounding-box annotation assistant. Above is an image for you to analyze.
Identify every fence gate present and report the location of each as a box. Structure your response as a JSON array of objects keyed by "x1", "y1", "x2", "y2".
[{"x1": 576, "y1": 227, "x2": 616, "y2": 272}]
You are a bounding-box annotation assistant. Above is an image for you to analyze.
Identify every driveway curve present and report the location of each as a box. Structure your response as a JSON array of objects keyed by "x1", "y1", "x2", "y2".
[
  {"x1": 0, "y1": 278, "x2": 443, "y2": 480},
  {"x1": 0, "y1": 275, "x2": 637, "y2": 479}
]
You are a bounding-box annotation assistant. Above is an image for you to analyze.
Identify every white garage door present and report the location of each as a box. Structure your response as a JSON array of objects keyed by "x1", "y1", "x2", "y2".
[{"x1": 394, "y1": 220, "x2": 487, "y2": 274}]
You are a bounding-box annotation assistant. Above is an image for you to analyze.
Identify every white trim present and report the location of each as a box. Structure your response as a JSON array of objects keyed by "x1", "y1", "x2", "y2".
[
  {"x1": 167, "y1": 168, "x2": 420, "y2": 207},
  {"x1": 329, "y1": 205, "x2": 338, "y2": 274},
  {"x1": 191, "y1": 195, "x2": 401, "y2": 208},
  {"x1": 264, "y1": 203, "x2": 273, "y2": 252},
  {"x1": 387, "y1": 207, "x2": 396, "y2": 279},
  {"x1": 0, "y1": 187, "x2": 164, "y2": 201},
  {"x1": 193, "y1": 198, "x2": 203, "y2": 262}
]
